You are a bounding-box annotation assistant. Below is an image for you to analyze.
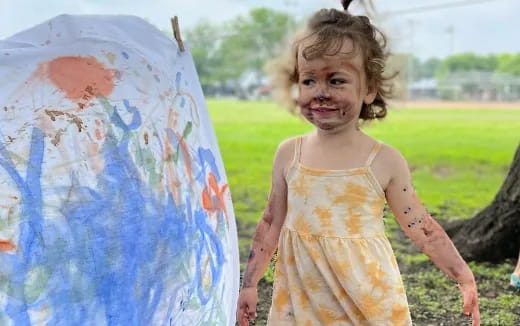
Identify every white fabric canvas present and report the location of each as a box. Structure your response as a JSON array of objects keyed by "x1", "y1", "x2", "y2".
[{"x1": 0, "y1": 14, "x2": 239, "y2": 326}]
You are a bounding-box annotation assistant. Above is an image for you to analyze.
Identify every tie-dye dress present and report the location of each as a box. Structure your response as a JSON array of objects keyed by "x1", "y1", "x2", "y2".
[{"x1": 267, "y1": 137, "x2": 412, "y2": 326}]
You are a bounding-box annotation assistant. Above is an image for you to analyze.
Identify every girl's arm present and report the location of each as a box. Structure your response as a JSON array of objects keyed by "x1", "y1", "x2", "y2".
[
  {"x1": 383, "y1": 146, "x2": 480, "y2": 325},
  {"x1": 241, "y1": 139, "x2": 291, "y2": 289}
]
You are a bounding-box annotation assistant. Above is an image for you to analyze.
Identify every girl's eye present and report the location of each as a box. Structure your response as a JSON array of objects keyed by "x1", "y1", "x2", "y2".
[
  {"x1": 301, "y1": 79, "x2": 314, "y2": 86},
  {"x1": 330, "y1": 78, "x2": 347, "y2": 85}
]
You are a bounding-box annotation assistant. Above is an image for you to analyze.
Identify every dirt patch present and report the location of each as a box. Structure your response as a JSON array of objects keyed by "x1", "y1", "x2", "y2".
[
  {"x1": 253, "y1": 278, "x2": 274, "y2": 325},
  {"x1": 432, "y1": 165, "x2": 453, "y2": 179}
]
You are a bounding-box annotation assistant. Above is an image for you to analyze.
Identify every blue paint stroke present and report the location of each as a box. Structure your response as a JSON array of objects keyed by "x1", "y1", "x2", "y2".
[
  {"x1": 0, "y1": 100, "x2": 228, "y2": 325},
  {"x1": 194, "y1": 147, "x2": 220, "y2": 184},
  {"x1": 175, "y1": 72, "x2": 181, "y2": 91},
  {"x1": 0, "y1": 128, "x2": 45, "y2": 325}
]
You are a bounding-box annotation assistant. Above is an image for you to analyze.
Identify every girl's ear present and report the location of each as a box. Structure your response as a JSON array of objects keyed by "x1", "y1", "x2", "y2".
[{"x1": 363, "y1": 81, "x2": 378, "y2": 105}]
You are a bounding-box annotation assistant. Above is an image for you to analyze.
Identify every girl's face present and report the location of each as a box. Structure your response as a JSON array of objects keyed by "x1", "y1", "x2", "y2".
[{"x1": 296, "y1": 38, "x2": 376, "y2": 132}]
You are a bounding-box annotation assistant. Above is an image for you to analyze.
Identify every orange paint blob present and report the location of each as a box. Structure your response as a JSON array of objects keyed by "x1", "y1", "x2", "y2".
[
  {"x1": 46, "y1": 56, "x2": 114, "y2": 105},
  {"x1": 202, "y1": 188, "x2": 212, "y2": 211},
  {"x1": 95, "y1": 129, "x2": 103, "y2": 141},
  {"x1": 0, "y1": 240, "x2": 16, "y2": 252}
]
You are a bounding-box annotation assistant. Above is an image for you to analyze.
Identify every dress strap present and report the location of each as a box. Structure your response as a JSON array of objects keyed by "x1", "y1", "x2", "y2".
[
  {"x1": 292, "y1": 136, "x2": 303, "y2": 165},
  {"x1": 365, "y1": 141, "x2": 382, "y2": 167}
]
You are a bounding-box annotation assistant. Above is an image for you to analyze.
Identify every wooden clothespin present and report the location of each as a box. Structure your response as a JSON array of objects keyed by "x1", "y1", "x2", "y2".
[{"x1": 171, "y1": 16, "x2": 185, "y2": 52}]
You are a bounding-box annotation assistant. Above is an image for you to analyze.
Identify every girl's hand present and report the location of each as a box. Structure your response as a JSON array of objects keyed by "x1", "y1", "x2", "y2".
[
  {"x1": 458, "y1": 281, "x2": 480, "y2": 326},
  {"x1": 236, "y1": 287, "x2": 258, "y2": 326}
]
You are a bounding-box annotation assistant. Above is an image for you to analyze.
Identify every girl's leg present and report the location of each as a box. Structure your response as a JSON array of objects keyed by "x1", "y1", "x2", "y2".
[{"x1": 511, "y1": 250, "x2": 520, "y2": 289}]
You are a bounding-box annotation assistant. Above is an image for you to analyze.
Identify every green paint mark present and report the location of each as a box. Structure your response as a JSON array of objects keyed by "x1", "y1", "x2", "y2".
[
  {"x1": 133, "y1": 140, "x2": 161, "y2": 187},
  {"x1": 182, "y1": 121, "x2": 192, "y2": 139},
  {"x1": 24, "y1": 267, "x2": 51, "y2": 304},
  {"x1": 0, "y1": 311, "x2": 7, "y2": 326}
]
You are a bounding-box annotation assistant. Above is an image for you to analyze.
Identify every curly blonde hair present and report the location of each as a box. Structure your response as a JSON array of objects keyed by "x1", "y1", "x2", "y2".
[{"x1": 266, "y1": 7, "x2": 393, "y2": 120}]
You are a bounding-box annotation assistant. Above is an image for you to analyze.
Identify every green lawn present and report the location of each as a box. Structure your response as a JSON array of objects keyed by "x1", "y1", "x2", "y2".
[
  {"x1": 207, "y1": 99, "x2": 520, "y2": 325},
  {"x1": 209, "y1": 99, "x2": 520, "y2": 222}
]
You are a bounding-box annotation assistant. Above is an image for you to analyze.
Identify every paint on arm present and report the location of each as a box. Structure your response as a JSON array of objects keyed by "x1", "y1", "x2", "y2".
[
  {"x1": 385, "y1": 148, "x2": 475, "y2": 285},
  {"x1": 241, "y1": 140, "x2": 290, "y2": 288},
  {"x1": 242, "y1": 197, "x2": 284, "y2": 288}
]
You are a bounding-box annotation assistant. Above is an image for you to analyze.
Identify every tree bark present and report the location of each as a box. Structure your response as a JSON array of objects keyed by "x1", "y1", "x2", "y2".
[{"x1": 445, "y1": 143, "x2": 520, "y2": 262}]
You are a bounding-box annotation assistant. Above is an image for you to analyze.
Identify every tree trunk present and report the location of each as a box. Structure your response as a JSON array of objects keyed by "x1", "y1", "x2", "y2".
[{"x1": 445, "y1": 143, "x2": 520, "y2": 262}]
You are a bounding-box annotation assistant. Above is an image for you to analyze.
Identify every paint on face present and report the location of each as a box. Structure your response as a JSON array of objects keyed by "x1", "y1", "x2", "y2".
[{"x1": 296, "y1": 38, "x2": 372, "y2": 131}]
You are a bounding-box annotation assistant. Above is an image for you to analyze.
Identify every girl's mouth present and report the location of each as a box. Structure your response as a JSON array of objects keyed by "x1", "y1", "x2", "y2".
[{"x1": 311, "y1": 107, "x2": 339, "y2": 114}]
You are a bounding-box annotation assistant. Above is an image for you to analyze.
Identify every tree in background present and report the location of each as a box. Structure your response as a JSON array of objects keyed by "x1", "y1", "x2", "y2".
[
  {"x1": 497, "y1": 53, "x2": 520, "y2": 76},
  {"x1": 185, "y1": 21, "x2": 222, "y2": 88},
  {"x1": 436, "y1": 52, "x2": 499, "y2": 77},
  {"x1": 186, "y1": 8, "x2": 296, "y2": 94},
  {"x1": 219, "y1": 8, "x2": 296, "y2": 77},
  {"x1": 418, "y1": 57, "x2": 442, "y2": 80},
  {"x1": 446, "y1": 144, "x2": 520, "y2": 263}
]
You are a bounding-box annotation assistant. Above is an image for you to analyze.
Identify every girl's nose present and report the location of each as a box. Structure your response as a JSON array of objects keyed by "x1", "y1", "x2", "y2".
[{"x1": 315, "y1": 89, "x2": 331, "y2": 102}]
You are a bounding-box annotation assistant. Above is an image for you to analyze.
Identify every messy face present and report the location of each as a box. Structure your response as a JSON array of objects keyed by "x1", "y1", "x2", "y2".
[{"x1": 296, "y1": 38, "x2": 376, "y2": 131}]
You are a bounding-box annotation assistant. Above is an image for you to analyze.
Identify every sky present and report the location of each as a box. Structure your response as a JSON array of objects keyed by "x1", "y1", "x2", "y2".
[{"x1": 1, "y1": 0, "x2": 518, "y2": 60}]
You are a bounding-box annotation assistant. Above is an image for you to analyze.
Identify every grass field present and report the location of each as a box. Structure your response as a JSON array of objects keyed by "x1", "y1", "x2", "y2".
[{"x1": 207, "y1": 99, "x2": 520, "y2": 325}]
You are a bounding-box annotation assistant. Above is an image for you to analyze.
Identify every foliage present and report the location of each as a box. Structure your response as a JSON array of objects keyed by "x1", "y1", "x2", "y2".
[
  {"x1": 497, "y1": 53, "x2": 520, "y2": 76},
  {"x1": 183, "y1": 7, "x2": 520, "y2": 93},
  {"x1": 185, "y1": 21, "x2": 222, "y2": 86},
  {"x1": 437, "y1": 52, "x2": 499, "y2": 77},
  {"x1": 405, "y1": 53, "x2": 520, "y2": 81},
  {"x1": 185, "y1": 8, "x2": 297, "y2": 87}
]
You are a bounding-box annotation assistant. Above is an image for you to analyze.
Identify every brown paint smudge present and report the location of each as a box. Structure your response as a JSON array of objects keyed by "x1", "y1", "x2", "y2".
[
  {"x1": 45, "y1": 110, "x2": 85, "y2": 132},
  {"x1": 45, "y1": 109, "x2": 65, "y2": 121},
  {"x1": 46, "y1": 56, "x2": 115, "y2": 106},
  {"x1": 144, "y1": 133, "x2": 149, "y2": 145},
  {"x1": 69, "y1": 116, "x2": 84, "y2": 132},
  {"x1": 51, "y1": 128, "x2": 66, "y2": 146}
]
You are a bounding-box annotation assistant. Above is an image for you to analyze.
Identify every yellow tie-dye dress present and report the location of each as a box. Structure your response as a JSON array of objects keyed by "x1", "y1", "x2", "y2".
[{"x1": 267, "y1": 137, "x2": 412, "y2": 326}]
